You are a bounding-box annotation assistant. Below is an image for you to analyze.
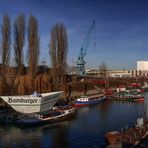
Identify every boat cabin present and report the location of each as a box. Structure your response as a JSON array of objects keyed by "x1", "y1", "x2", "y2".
[{"x1": 77, "y1": 96, "x2": 89, "y2": 102}]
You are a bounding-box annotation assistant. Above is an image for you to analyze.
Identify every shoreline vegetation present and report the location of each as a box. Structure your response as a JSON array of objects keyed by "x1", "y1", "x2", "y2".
[{"x1": 0, "y1": 73, "x2": 145, "y2": 96}]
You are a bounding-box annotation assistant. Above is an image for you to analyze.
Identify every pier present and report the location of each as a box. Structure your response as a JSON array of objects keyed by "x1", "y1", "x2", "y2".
[{"x1": 105, "y1": 119, "x2": 148, "y2": 147}]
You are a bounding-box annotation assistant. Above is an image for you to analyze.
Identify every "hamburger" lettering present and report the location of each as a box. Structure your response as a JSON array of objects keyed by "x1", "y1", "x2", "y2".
[{"x1": 8, "y1": 98, "x2": 38, "y2": 104}]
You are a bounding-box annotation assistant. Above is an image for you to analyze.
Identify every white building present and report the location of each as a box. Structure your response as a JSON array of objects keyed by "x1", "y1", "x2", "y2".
[
  {"x1": 137, "y1": 61, "x2": 148, "y2": 70},
  {"x1": 109, "y1": 70, "x2": 131, "y2": 77}
]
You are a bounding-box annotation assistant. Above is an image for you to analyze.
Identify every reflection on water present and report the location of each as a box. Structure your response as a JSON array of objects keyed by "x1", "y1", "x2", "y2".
[
  {"x1": 0, "y1": 100, "x2": 145, "y2": 148},
  {"x1": 0, "y1": 121, "x2": 73, "y2": 148}
]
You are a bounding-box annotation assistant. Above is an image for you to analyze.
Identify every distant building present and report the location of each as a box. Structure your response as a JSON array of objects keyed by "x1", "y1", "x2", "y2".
[
  {"x1": 137, "y1": 61, "x2": 148, "y2": 70},
  {"x1": 109, "y1": 70, "x2": 131, "y2": 78},
  {"x1": 85, "y1": 69, "x2": 131, "y2": 78},
  {"x1": 86, "y1": 69, "x2": 148, "y2": 78},
  {"x1": 129, "y1": 70, "x2": 148, "y2": 77}
]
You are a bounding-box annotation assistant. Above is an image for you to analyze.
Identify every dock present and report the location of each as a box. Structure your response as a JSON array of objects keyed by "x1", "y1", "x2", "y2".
[{"x1": 105, "y1": 118, "x2": 148, "y2": 147}]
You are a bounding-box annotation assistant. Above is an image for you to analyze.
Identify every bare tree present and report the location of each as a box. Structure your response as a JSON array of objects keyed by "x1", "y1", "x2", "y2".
[
  {"x1": 27, "y1": 15, "x2": 40, "y2": 77},
  {"x1": 1, "y1": 14, "x2": 11, "y2": 76},
  {"x1": 49, "y1": 23, "x2": 68, "y2": 84},
  {"x1": 99, "y1": 62, "x2": 109, "y2": 89},
  {"x1": 99, "y1": 62, "x2": 108, "y2": 78},
  {"x1": 13, "y1": 14, "x2": 25, "y2": 75}
]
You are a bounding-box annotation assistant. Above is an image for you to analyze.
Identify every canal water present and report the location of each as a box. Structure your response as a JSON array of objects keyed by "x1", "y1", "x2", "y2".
[{"x1": 0, "y1": 100, "x2": 145, "y2": 148}]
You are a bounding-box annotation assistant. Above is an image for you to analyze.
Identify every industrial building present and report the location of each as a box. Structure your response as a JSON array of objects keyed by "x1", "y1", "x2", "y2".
[
  {"x1": 137, "y1": 61, "x2": 148, "y2": 71},
  {"x1": 86, "y1": 69, "x2": 148, "y2": 78},
  {"x1": 86, "y1": 69, "x2": 131, "y2": 78}
]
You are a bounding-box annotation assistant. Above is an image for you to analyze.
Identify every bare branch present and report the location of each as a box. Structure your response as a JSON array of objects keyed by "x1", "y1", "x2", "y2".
[{"x1": 13, "y1": 13, "x2": 25, "y2": 75}]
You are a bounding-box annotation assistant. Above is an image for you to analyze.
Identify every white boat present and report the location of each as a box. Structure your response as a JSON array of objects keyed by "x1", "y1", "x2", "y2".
[
  {"x1": 0, "y1": 91, "x2": 63, "y2": 114},
  {"x1": 142, "y1": 82, "x2": 148, "y2": 91}
]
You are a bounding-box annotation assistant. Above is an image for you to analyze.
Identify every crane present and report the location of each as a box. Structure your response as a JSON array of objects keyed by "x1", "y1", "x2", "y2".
[{"x1": 77, "y1": 21, "x2": 95, "y2": 76}]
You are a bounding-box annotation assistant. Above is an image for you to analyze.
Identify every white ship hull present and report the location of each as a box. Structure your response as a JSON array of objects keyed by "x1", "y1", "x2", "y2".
[{"x1": 0, "y1": 91, "x2": 63, "y2": 114}]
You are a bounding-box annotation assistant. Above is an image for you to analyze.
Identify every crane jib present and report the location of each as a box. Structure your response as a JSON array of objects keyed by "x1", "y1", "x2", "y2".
[{"x1": 77, "y1": 21, "x2": 96, "y2": 76}]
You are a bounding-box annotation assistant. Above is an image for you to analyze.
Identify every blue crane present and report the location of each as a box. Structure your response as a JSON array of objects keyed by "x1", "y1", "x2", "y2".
[{"x1": 77, "y1": 21, "x2": 95, "y2": 76}]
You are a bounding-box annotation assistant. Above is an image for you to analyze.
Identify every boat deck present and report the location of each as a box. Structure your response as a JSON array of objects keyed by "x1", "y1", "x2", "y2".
[{"x1": 87, "y1": 94, "x2": 105, "y2": 99}]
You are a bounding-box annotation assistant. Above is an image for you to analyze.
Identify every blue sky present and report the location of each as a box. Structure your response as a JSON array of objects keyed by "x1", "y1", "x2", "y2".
[{"x1": 0, "y1": 0, "x2": 148, "y2": 70}]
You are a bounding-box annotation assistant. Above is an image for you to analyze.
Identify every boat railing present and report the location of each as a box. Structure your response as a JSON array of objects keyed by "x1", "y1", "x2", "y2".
[{"x1": 23, "y1": 113, "x2": 43, "y2": 119}]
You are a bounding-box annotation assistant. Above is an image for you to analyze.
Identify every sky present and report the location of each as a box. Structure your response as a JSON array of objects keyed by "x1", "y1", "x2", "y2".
[{"x1": 0, "y1": 0, "x2": 148, "y2": 70}]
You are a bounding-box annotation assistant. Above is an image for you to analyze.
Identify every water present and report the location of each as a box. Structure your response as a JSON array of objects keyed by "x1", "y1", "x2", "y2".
[{"x1": 0, "y1": 100, "x2": 145, "y2": 148}]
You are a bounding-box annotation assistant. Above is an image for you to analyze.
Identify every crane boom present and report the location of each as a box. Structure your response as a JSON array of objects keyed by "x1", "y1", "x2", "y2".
[{"x1": 77, "y1": 21, "x2": 95, "y2": 76}]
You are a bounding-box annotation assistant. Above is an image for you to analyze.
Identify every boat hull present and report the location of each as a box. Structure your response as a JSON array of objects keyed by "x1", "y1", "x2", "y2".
[
  {"x1": 135, "y1": 98, "x2": 144, "y2": 102},
  {"x1": 75, "y1": 97, "x2": 106, "y2": 107},
  {"x1": 113, "y1": 96, "x2": 144, "y2": 102}
]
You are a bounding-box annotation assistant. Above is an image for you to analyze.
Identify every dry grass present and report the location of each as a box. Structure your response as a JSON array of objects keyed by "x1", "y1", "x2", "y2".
[
  {"x1": 0, "y1": 74, "x2": 55, "y2": 95},
  {"x1": 0, "y1": 74, "x2": 100, "y2": 97}
]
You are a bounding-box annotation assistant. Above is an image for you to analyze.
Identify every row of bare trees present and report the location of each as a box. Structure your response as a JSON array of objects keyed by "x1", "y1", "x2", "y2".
[
  {"x1": 0, "y1": 13, "x2": 68, "y2": 95},
  {"x1": 1, "y1": 14, "x2": 40, "y2": 77}
]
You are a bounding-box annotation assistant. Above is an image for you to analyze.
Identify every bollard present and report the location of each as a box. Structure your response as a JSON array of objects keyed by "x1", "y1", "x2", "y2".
[{"x1": 125, "y1": 125, "x2": 128, "y2": 131}]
